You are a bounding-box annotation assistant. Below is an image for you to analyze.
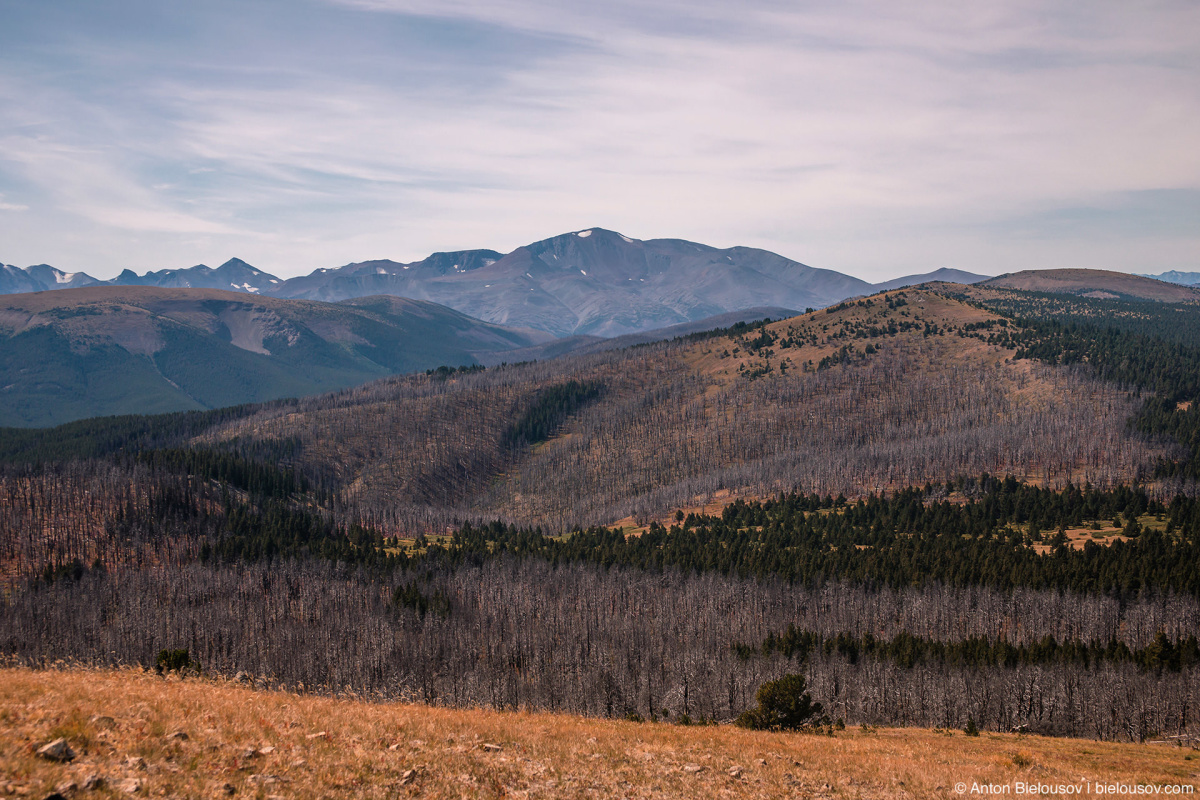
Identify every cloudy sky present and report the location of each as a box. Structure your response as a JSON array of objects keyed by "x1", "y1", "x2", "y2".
[{"x1": 1, "y1": 0, "x2": 1197, "y2": 282}]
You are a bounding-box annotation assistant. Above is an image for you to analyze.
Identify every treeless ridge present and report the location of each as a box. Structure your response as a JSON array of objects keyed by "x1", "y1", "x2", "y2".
[
  {"x1": 2, "y1": 668, "x2": 1196, "y2": 799},
  {"x1": 979, "y1": 270, "x2": 1200, "y2": 304}
]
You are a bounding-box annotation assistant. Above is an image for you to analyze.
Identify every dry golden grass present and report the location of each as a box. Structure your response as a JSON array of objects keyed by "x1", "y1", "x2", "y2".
[
  {"x1": 1030, "y1": 515, "x2": 1170, "y2": 553},
  {"x1": 2, "y1": 668, "x2": 1197, "y2": 799},
  {"x1": 684, "y1": 289, "x2": 1009, "y2": 384}
]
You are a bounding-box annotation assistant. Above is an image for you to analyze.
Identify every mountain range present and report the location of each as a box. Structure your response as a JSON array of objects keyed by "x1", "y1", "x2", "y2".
[
  {"x1": 5, "y1": 225, "x2": 1197, "y2": 427},
  {"x1": 1140, "y1": 270, "x2": 1200, "y2": 286},
  {"x1": 1, "y1": 228, "x2": 991, "y2": 337}
]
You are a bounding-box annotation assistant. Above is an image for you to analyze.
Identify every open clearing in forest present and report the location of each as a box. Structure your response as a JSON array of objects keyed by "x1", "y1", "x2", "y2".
[{"x1": 1, "y1": 668, "x2": 1196, "y2": 799}]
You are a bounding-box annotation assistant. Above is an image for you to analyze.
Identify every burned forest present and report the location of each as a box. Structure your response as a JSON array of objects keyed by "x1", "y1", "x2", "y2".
[{"x1": 4, "y1": 287, "x2": 1200, "y2": 742}]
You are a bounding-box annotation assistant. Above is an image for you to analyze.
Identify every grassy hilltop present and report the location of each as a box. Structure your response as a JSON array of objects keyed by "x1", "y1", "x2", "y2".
[{"x1": 2, "y1": 668, "x2": 1196, "y2": 800}]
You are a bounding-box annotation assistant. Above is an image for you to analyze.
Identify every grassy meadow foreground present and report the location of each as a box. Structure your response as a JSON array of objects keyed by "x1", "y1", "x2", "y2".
[{"x1": 1, "y1": 669, "x2": 1196, "y2": 800}]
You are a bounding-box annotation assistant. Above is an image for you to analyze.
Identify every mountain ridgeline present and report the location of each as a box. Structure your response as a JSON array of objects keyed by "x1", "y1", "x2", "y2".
[
  {"x1": 4, "y1": 228, "x2": 998, "y2": 337},
  {"x1": 0, "y1": 288, "x2": 553, "y2": 427}
]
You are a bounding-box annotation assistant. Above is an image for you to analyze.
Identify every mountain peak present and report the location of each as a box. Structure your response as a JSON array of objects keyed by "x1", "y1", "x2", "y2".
[{"x1": 564, "y1": 227, "x2": 636, "y2": 243}]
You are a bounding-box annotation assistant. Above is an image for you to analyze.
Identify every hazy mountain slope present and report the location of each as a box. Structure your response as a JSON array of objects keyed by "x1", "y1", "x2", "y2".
[
  {"x1": 108, "y1": 257, "x2": 283, "y2": 293},
  {"x1": 272, "y1": 250, "x2": 505, "y2": 303},
  {"x1": 1, "y1": 263, "x2": 99, "y2": 293},
  {"x1": 0, "y1": 325, "x2": 206, "y2": 426},
  {"x1": 0, "y1": 288, "x2": 548, "y2": 427},
  {"x1": 3, "y1": 229, "x2": 869, "y2": 336},
  {"x1": 0, "y1": 259, "x2": 285, "y2": 296},
  {"x1": 22, "y1": 264, "x2": 101, "y2": 290},
  {"x1": 1141, "y1": 270, "x2": 1200, "y2": 286},
  {"x1": 0, "y1": 265, "x2": 44, "y2": 294},
  {"x1": 982, "y1": 269, "x2": 1200, "y2": 302},
  {"x1": 274, "y1": 229, "x2": 873, "y2": 336},
  {"x1": 472, "y1": 305, "x2": 799, "y2": 365},
  {"x1": 872, "y1": 267, "x2": 989, "y2": 291},
  {"x1": 11, "y1": 239, "x2": 1190, "y2": 345}
]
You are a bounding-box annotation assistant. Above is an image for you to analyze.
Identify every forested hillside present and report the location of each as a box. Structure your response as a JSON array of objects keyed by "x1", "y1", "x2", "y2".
[
  {"x1": 947, "y1": 284, "x2": 1200, "y2": 480},
  {"x1": 192, "y1": 289, "x2": 1165, "y2": 532},
  {"x1": 0, "y1": 287, "x2": 548, "y2": 426},
  {"x1": 6, "y1": 477, "x2": 1200, "y2": 737},
  {"x1": 4, "y1": 285, "x2": 1200, "y2": 740}
]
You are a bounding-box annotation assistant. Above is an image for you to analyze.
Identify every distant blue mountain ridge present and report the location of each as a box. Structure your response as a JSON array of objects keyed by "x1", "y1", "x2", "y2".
[
  {"x1": 2, "y1": 228, "x2": 990, "y2": 337},
  {"x1": 1139, "y1": 270, "x2": 1200, "y2": 286}
]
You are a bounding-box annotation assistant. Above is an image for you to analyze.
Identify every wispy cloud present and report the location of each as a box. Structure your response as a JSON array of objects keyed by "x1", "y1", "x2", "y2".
[{"x1": 0, "y1": 0, "x2": 1197, "y2": 279}]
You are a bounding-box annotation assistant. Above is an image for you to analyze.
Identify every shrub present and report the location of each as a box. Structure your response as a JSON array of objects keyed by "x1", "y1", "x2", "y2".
[
  {"x1": 155, "y1": 648, "x2": 199, "y2": 674},
  {"x1": 964, "y1": 717, "x2": 980, "y2": 736},
  {"x1": 736, "y1": 674, "x2": 827, "y2": 731}
]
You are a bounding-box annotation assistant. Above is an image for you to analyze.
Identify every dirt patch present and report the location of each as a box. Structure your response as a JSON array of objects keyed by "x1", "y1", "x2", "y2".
[{"x1": 217, "y1": 307, "x2": 276, "y2": 355}]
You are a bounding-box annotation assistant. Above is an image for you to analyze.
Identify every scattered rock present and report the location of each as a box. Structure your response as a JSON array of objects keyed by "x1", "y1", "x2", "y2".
[
  {"x1": 89, "y1": 716, "x2": 116, "y2": 730},
  {"x1": 165, "y1": 731, "x2": 188, "y2": 742},
  {"x1": 682, "y1": 764, "x2": 705, "y2": 774},
  {"x1": 36, "y1": 739, "x2": 76, "y2": 763},
  {"x1": 124, "y1": 756, "x2": 146, "y2": 771},
  {"x1": 388, "y1": 743, "x2": 401, "y2": 751},
  {"x1": 399, "y1": 769, "x2": 418, "y2": 786},
  {"x1": 247, "y1": 775, "x2": 283, "y2": 785},
  {"x1": 117, "y1": 779, "x2": 141, "y2": 794},
  {"x1": 290, "y1": 759, "x2": 306, "y2": 768},
  {"x1": 239, "y1": 749, "x2": 259, "y2": 760},
  {"x1": 257, "y1": 746, "x2": 275, "y2": 756},
  {"x1": 728, "y1": 767, "x2": 743, "y2": 778},
  {"x1": 81, "y1": 775, "x2": 105, "y2": 791},
  {"x1": 756, "y1": 758, "x2": 768, "y2": 766},
  {"x1": 481, "y1": 743, "x2": 502, "y2": 752},
  {"x1": 54, "y1": 780, "x2": 77, "y2": 794}
]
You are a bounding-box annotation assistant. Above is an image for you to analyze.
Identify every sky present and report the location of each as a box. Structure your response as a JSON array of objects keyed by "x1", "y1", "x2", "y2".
[{"x1": 1, "y1": 0, "x2": 1198, "y2": 283}]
